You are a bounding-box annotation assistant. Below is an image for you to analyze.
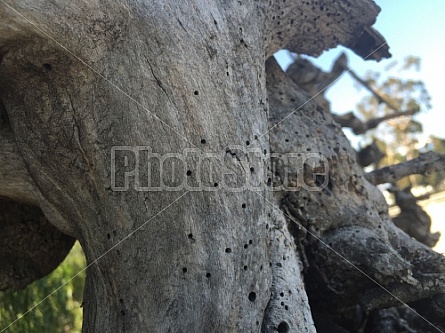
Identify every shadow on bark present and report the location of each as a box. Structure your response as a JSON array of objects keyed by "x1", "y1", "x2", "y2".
[{"x1": 0, "y1": 198, "x2": 75, "y2": 291}]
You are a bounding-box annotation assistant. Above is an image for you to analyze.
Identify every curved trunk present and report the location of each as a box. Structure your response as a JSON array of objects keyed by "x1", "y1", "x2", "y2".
[{"x1": 0, "y1": 1, "x2": 406, "y2": 332}]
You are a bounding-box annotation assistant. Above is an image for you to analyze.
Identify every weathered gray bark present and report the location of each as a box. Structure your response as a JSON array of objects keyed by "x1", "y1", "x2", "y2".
[
  {"x1": 1, "y1": 1, "x2": 444, "y2": 332},
  {"x1": 286, "y1": 52, "x2": 348, "y2": 112},
  {"x1": 266, "y1": 58, "x2": 445, "y2": 332},
  {"x1": 366, "y1": 151, "x2": 445, "y2": 185},
  {"x1": 1, "y1": 2, "x2": 273, "y2": 331}
]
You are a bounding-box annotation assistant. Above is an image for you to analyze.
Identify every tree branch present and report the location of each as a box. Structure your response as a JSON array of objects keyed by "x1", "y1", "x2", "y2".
[
  {"x1": 286, "y1": 52, "x2": 347, "y2": 112},
  {"x1": 333, "y1": 108, "x2": 420, "y2": 135},
  {"x1": 356, "y1": 141, "x2": 385, "y2": 167},
  {"x1": 365, "y1": 152, "x2": 445, "y2": 185},
  {"x1": 268, "y1": 58, "x2": 445, "y2": 331},
  {"x1": 345, "y1": 26, "x2": 391, "y2": 61},
  {"x1": 388, "y1": 187, "x2": 439, "y2": 247},
  {"x1": 264, "y1": 0, "x2": 390, "y2": 60},
  {"x1": 347, "y1": 67, "x2": 399, "y2": 111}
]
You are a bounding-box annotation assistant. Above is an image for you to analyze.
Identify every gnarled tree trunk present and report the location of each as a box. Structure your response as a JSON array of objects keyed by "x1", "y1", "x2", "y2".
[{"x1": 2, "y1": 1, "x2": 444, "y2": 332}]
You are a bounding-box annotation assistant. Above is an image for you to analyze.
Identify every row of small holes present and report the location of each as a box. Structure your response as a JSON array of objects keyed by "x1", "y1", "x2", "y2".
[
  {"x1": 200, "y1": 136, "x2": 260, "y2": 148},
  {"x1": 181, "y1": 268, "x2": 211, "y2": 278}
]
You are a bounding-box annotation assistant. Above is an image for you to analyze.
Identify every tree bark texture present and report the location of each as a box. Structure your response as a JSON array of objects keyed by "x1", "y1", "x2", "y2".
[
  {"x1": 266, "y1": 58, "x2": 445, "y2": 332},
  {"x1": 2, "y1": 1, "x2": 443, "y2": 332}
]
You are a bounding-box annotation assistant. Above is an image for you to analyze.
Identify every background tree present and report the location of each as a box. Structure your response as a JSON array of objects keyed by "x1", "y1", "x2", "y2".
[
  {"x1": 282, "y1": 43, "x2": 445, "y2": 331},
  {"x1": 286, "y1": 51, "x2": 444, "y2": 191},
  {"x1": 354, "y1": 57, "x2": 432, "y2": 183}
]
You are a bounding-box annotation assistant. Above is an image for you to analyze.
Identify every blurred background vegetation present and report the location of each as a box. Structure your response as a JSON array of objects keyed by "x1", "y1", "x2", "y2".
[
  {"x1": 354, "y1": 56, "x2": 445, "y2": 191},
  {"x1": 0, "y1": 242, "x2": 86, "y2": 333}
]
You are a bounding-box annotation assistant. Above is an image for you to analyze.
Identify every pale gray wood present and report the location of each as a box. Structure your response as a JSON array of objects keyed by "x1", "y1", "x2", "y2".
[{"x1": 3, "y1": 0, "x2": 440, "y2": 332}]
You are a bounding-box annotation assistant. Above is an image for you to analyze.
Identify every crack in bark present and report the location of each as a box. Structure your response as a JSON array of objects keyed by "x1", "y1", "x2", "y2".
[
  {"x1": 176, "y1": 18, "x2": 188, "y2": 34},
  {"x1": 145, "y1": 57, "x2": 185, "y2": 127},
  {"x1": 147, "y1": 60, "x2": 170, "y2": 99},
  {"x1": 67, "y1": 91, "x2": 100, "y2": 194},
  {"x1": 225, "y1": 148, "x2": 247, "y2": 173}
]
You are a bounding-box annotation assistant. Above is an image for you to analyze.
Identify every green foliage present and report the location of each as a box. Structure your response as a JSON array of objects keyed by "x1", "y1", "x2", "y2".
[
  {"x1": 0, "y1": 242, "x2": 86, "y2": 333},
  {"x1": 354, "y1": 56, "x2": 445, "y2": 190}
]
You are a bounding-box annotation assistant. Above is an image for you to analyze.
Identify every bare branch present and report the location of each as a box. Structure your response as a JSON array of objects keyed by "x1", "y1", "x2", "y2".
[
  {"x1": 286, "y1": 52, "x2": 348, "y2": 112},
  {"x1": 356, "y1": 141, "x2": 385, "y2": 167},
  {"x1": 287, "y1": 52, "x2": 347, "y2": 91},
  {"x1": 365, "y1": 108, "x2": 419, "y2": 127},
  {"x1": 264, "y1": 0, "x2": 390, "y2": 59},
  {"x1": 346, "y1": 26, "x2": 391, "y2": 61},
  {"x1": 285, "y1": 52, "x2": 415, "y2": 136},
  {"x1": 333, "y1": 108, "x2": 419, "y2": 135},
  {"x1": 388, "y1": 187, "x2": 440, "y2": 247},
  {"x1": 365, "y1": 151, "x2": 445, "y2": 185},
  {"x1": 347, "y1": 67, "x2": 399, "y2": 112}
]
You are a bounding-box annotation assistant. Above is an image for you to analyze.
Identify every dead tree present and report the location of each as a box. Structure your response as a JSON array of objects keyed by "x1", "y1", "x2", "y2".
[{"x1": 1, "y1": 1, "x2": 445, "y2": 332}]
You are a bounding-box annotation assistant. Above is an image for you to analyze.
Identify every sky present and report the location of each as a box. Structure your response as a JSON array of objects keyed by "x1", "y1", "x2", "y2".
[{"x1": 274, "y1": 0, "x2": 445, "y2": 147}]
